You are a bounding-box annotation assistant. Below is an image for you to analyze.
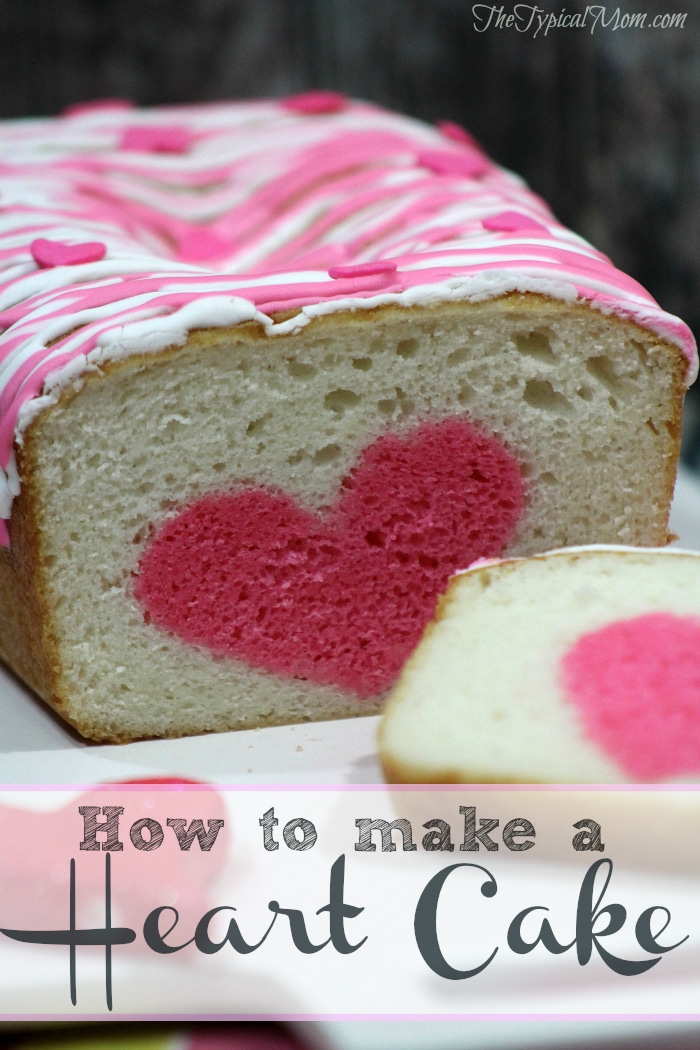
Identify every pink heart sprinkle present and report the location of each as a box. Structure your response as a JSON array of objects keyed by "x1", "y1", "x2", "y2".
[
  {"x1": 437, "y1": 121, "x2": 482, "y2": 151},
  {"x1": 31, "y1": 238, "x2": 107, "y2": 268},
  {"x1": 121, "y1": 125, "x2": 194, "y2": 153},
  {"x1": 282, "y1": 91, "x2": 348, "y2": 115},
  {"x1": 176, "y1": 229, "x2": 231, "y2": 263},
  {"x1": 482, "y1": 211, "x2": 550, "y2": 235},
  {"x1": 416, "y1": 148, "x2": 491, "y2": 179},
  {"x1": 561, "y1": 612, "x2": 700, "y2": 779},
  {"x1": 63, "y1": 98, "x2": 134, "y2": 117},
  {"x1": 328, "y1": 260, "x2": 398, "y2": 280}
]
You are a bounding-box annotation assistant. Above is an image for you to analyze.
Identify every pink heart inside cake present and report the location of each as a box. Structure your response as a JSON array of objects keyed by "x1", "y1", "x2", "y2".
[
  {"x1": 561, "y1": 612, "x2": 700, "y2": 779},
  {"x1": 135, "y1": 419, "x2": 525, "y2": 696}
]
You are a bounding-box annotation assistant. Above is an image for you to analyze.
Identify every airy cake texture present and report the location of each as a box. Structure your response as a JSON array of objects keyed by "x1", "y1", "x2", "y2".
[
  {"x1": 379, "y1": 547, "x2": 700, "y2": 784},
  {"x1": 0, "y1": 95, "x2": 695, "y2": 742}
]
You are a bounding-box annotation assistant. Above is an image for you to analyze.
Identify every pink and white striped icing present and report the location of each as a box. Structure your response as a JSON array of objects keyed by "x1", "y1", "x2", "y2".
[{"x1": 0, "y1": 93, "x2": 696, "y2": 546}]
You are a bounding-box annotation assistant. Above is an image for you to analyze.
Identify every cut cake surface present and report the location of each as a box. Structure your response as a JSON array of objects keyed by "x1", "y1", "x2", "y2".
[{"x1": 379, "y1": 547, "x2": 700, "y2": 784}]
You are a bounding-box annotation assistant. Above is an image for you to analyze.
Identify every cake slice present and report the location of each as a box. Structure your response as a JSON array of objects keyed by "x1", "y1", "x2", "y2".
[
  {"x1": 379, "y1": 546, "x2": 700, "y2": 784},
  {"x1": 0, "y1": 96, "x2": 695, "y2": 742}
]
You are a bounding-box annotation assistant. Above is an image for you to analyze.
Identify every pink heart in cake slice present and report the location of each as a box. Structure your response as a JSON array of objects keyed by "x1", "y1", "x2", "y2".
[
  {"x1": 560, "y1": 612, "x2": 700, "y2": 779},
  {"x1": 135, "y1": 419, "x2": 525, "y2": 696}
]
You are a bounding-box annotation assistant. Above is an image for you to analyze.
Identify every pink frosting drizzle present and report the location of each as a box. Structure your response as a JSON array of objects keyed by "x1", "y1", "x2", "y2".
[
  {"x1": 328, "y1": 260, "x2": 398, "y2": 279},
  {"x1": 0, "y1": 96, "x2": 696, "y2": 544}
]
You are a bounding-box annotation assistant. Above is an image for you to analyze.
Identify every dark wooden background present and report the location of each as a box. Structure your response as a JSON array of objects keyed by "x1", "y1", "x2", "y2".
[{"x1": 1, "y1": 0, "x2": 698, "y2": 387}]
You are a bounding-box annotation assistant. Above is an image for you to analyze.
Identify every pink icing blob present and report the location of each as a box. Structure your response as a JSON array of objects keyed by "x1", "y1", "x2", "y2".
[
  {"x1": 416, "y1": 148, "x2": 490, "y2": 179},
  {"x1": 282, "y1": 91, "x2": 348, "y2": 115},
  {"x1": 560, "y1": 612, "x2": 700, "y2": 779},
  {"x1": 483, "y1": 211, "x2": 550, "y2": 235},
  {"x1": 437, "y1": 121, "x2": 483, "y2": 151},
  {"x1": 30, "y1": 238, "x2": 107, "y2": 267},
  {"x1": 62, "y1": 98, "x2": 134, "y2": 116},
  {"x1": 121, "y1": 124, "x2": 194, "y2": 153},
  {"x1": 135, "y1": 419, "x2": 525, "y2": 696}
]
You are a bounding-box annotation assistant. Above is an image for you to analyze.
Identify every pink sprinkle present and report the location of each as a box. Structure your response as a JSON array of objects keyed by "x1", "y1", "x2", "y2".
[
  {"x1": 328, "y1": 260, "x2": 398, "y2": 280},
  {"x1": 31, "y1": 238, "x2": 107, "y2": 268},
  {"x1": 483, "y1": 211, "x2": 550, "y2": 235},
  {"x1": 417, "y1": 148, "x2": 491, "y2": 179},
  {"x1": 438, "y1": 121, "x2": 481, "y2": 151},
  {"x1": 0, "y1": 519, "x2": 9, "y2": 547},
  {"x1": 63, "y1": 98, "x2": 135, "y2": 117},
  {"x1": 121, "y1": 125, "x2": 193, "y2": 153},
  {"x1": 176, "y1": 228, "x2": 231, "y2": 263},
  {"x1": 282, "y1": 91, "x2": 348, "y2": 115}
]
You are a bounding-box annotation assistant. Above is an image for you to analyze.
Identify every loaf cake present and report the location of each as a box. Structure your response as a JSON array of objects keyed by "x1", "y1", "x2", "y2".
[
  {"x1": 379, "y1": 546, "x2": 700, "y2": 784},
  {"x1": 0, "y1": 94, "x2": 695, "y2": 742}
]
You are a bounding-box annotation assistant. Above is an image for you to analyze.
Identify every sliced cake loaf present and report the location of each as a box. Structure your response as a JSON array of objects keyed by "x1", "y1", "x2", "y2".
[
  {"x1": 379, "y1": 547, "x2": 700, "y2": 784},
  {"x1": 0, "y1": 96, "x2": 694, "y2": 742}
]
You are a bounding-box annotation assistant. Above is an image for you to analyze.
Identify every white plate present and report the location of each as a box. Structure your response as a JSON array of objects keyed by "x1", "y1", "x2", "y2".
[{"x1": 2, "y1": 465, "x2": 700, "y2": 786}]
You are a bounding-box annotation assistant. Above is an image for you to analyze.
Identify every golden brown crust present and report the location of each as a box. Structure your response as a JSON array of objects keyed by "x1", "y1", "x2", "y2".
[
  {"x1": 0, "y1": 444, "x2": 60, "y2": 708},
  {"x1": 81, "y1": 699, "x2": 387, "y2": 746},
  {"x1": 379, "y1": 754, "x2": 538, "y2": 785}
]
